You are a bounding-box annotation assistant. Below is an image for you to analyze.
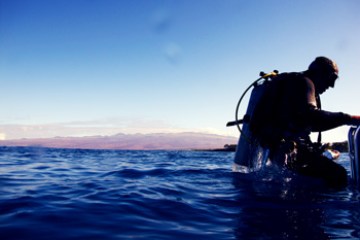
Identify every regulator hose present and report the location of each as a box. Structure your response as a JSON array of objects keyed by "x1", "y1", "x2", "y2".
[{"x1": 234, "y1": 71, "x2": 279, "y2": 137}]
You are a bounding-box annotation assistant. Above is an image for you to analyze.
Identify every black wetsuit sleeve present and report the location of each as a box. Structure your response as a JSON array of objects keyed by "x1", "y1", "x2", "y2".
[
  {"x1": 306, "y1": 106, "x2": 352, "y2": 132},
  {"x1": 295, "y1": 76, "x2": 352, "y2": 132}
]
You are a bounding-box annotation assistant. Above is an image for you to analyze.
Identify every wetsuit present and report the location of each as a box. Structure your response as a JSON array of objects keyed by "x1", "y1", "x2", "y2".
[{"x1": 251, "y1": 72, "x2": 351, "y2": 187}]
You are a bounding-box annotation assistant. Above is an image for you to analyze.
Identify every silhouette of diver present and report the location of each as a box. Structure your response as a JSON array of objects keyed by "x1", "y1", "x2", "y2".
[{"x1": 249, "y1": 56, "x2": 360, "y2": 187}]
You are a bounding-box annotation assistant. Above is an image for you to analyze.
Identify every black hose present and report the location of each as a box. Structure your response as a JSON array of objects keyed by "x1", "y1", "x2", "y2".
[{"x1": 234, "y1": 71, "x2": 278, "y2": 142}]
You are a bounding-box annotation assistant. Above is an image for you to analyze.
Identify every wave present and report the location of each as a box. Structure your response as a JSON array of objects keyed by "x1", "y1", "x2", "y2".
[{"x1": 0, "y1": 147, "x2": 359, "y2": 239}]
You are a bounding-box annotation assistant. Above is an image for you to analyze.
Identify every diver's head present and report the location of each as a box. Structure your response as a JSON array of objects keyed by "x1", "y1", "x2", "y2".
[{"x1": 307, "y1": 56, "x2": 339, "y2": 94}]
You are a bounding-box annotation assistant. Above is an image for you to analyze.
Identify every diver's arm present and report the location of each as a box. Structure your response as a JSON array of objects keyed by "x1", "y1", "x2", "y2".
[
  {"x1": 302, "y1": 77, "x2": 354, "y2": 131},
  {"x1": 307, "y1": 107, "x2": 352, "y2": 132}
]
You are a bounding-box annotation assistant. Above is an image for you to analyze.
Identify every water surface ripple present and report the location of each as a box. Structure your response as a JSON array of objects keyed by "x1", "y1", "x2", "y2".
[{"x1": 0, "y1": 147, "x2": 359, "y2": 239}]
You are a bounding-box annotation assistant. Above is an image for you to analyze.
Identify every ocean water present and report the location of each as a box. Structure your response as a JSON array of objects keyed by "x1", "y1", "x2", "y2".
[{"x1": 0, "y1": 146, "x2": 360, "y2": 240}]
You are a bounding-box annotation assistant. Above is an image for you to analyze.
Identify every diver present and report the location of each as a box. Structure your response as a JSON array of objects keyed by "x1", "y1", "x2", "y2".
[{"x1": 249, "y1": 56, "x2": 360, "y2": 187}]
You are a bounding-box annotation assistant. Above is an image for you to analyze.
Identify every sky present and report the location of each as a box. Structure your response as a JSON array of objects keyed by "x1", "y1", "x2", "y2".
[{"x1": 0, "y1": 0, "x2": 360, "y2": 142}]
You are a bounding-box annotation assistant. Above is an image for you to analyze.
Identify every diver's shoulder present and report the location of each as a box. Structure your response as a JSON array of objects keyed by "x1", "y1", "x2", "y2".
[
  {"x1": 278, "y1": 71, "x2": 304, "y2": 78},
  {"x1": 279, "y1": 72, "x2": 312, "y2": 82}
]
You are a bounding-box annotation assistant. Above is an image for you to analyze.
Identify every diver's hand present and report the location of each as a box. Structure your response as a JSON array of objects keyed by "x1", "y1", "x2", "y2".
[{"x1": 350, "y1": 115, "x2": 360, "y2": 125}]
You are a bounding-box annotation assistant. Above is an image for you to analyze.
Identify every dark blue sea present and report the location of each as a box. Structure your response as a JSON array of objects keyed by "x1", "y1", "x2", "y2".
[{"x1": 0, "y1": 146, "x2": 360, "y2": 239}]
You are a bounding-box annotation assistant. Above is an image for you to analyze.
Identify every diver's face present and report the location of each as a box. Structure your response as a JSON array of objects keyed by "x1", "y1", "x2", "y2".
[{"x1": 317, "y1": 71, "x2": 338, "y2": 94}]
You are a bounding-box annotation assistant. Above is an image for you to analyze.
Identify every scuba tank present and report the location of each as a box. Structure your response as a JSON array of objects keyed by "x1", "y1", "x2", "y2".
[{"x1": 227, "y1": 71, "x2": 278, "y2": 173}]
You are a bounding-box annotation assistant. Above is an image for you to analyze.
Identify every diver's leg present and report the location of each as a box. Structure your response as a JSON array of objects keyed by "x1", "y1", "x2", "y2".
[{"x1": 296, "y1": 151, "x2": 347, "y2": 188}]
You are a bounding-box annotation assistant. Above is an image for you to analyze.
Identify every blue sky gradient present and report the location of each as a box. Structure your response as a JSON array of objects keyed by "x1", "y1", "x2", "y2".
[{"x1": 1, "y1": 0, "x2": 359, "y2": 142}]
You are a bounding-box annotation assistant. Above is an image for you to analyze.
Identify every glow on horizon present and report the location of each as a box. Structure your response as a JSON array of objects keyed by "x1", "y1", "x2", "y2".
[
  {"x1": 0, "y1": 133, "x2": 5, "y2": 141},
  {"x1": 1, "y1": 0, "x2": 360, "y2": 142},
  {"x1": 0, "y1": 118, "x2": 235, "y2": 141}
]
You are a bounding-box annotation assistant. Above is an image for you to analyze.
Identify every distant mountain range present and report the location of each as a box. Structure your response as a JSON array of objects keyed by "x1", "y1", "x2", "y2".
[{"x1": 0, "y1": 132, "x2": 238, "y2": 150}]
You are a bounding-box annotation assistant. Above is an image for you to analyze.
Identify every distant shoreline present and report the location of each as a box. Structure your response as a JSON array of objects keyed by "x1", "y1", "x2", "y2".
[
  {"x1": 0, "y1": 142, "x2": 349, "y2": 153},
  {"x1": 193, "y1": 144, "x2": 237, "y2": 152},
  {"x1": 0, "y1": 132, "x2": 238, "y2": 151}
]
